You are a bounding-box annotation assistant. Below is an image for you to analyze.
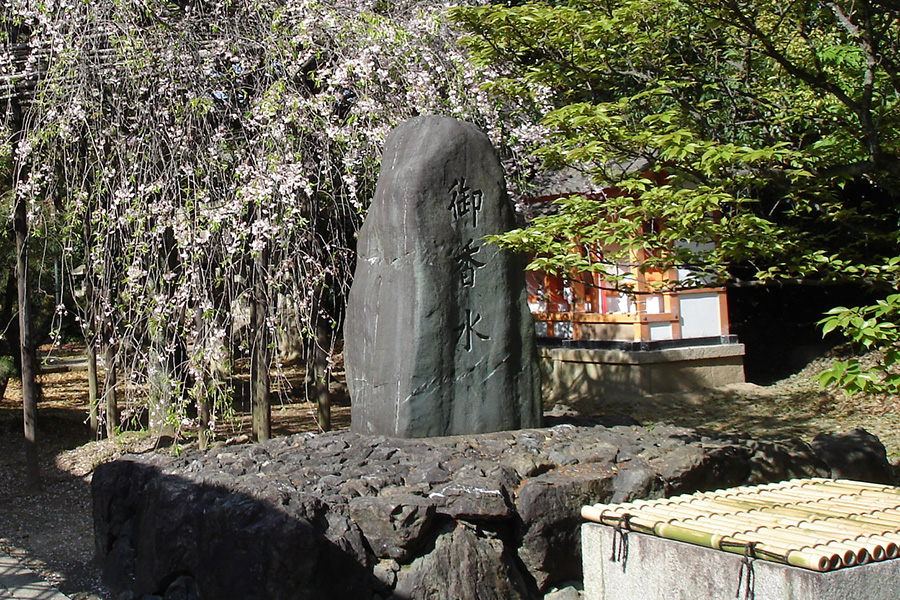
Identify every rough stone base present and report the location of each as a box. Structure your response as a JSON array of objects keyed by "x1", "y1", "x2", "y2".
[
  {"x1": 582, "y1": 522, "x2": 900, "y2": 600},
  {"x1": 91, "y1": 423, "x2": 890, "y2": 600}
]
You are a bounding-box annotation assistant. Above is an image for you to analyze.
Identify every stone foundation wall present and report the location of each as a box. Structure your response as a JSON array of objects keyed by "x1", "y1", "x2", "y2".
[
  {"x1": 540, "y1": 344, "x2": 746, "y2": 407},
  {"x1": 92, "y1": 424, "x2": 889, "y2": 600}
]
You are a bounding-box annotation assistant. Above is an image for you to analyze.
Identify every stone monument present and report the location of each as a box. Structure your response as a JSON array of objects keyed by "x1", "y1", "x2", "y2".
[{"x1": 345, "y1": 116, "x2": 541, "y2": 437}]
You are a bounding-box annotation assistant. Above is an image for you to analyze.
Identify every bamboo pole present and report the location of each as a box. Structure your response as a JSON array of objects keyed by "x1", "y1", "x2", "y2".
[
  {"x1": 619, "y1": 502, "x2": 865, "y2": 566},
  {"x1": 809, "y1": 479, "x2": 900, "y2": 495},
  {"x1": 636, "y1": 495, "x2": 900, "y2": 545},
  {"x1": 675, "y1": 495, "x2": 900, "y2": 530},
  {"x1": 581, "y1": 505, "x2": 839, "y2": 571},
  {"x1": 702, "y1": 489, "x2": 900, "y2": 524},
  {"x1": 753, "y1": 486, "x2": 900, "y2": 509},
  {"x1": 583, "y1": 478, "x2": 900, "y2": 572},
  {"x1": 730, "y1": 492, "x2": 900, "y2": 527}
]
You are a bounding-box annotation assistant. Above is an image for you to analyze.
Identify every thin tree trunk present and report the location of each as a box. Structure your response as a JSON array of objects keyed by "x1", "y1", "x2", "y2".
[
  {"x1": 82, "y1": 199, "x2": 100, "y2": 437},
  {"x1": 198, "y1": 394, "x2": 211, "y2": 449},
  {"x1": 203, "y1": 349, "x2": 230, "y2": 448},
  {"x1": 11, "y1": 99, "x2": 40, "y2": 492},
  {"x1": 314, "y1": 319, "x2": 331, "y2": 432},
  {"x1": 103, "y1": 341, "x2": 118, "y2": 438},
  {"x1": 86, "y1": 340, "x2": 99, "y2": 437},
  {"x1": 147, "y1": 226, "x2": 185, "y2": 437},
  {"x1": 249, "y1": 234, "x2": 272, "y2": 441},
  {"x1": 147, "y1": 334, "x2": 175, "y2": 436},
  {"x1": 194, "y1": 305, "x2": 211, "y2": 450},
  {"x1": 101, "y1": 249, "x2": 120, "y2": 438},
  {"x1": 250, "y1": 288, "x2": 270, "y2": 442},
  {"x1": 84, "y1": 272, "x2": 99, "y2": 437},
  {"x1": 16, "y1": 228, "x2": 40, "y2": 492}
]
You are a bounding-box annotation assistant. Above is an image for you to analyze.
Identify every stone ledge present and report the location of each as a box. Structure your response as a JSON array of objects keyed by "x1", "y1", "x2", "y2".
[
  {"x1": 540, "y1": 343, "x2": 746, "y2": 365},
  {"x1": 540, "y1": 343, "x2": 746, "y2": 402}
]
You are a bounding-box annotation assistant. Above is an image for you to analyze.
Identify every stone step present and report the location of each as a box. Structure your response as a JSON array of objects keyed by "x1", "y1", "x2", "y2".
[{"x1": 0, "y1": 552, "x2": 71, "y2": 600}]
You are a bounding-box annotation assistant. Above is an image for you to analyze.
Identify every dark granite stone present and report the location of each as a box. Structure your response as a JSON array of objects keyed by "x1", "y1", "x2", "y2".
[
  {"x1": 428, "y1": 476, "x2": 513, "y2": 520},
  {"x1": 393, "y1": 522, "x2": 535, "y2": 600},
  {"x1": 811, "y1": 427, "x2": 896, "y2": 484},
  {"x1": 94, "y1": 424, "x2": 863, "y2": 598},
  {"x1": 610, "y1": 458, "x2": 662, "y2": 503},
  {"x1": 514, "y1": 463, "x2": 617, "y2": 589},
  {"x1": 345, "y1": 115, "x2": 540, "y2": 437},
  {"x1": 348, "y1": 493, "x2": 435, "y2": 561}
]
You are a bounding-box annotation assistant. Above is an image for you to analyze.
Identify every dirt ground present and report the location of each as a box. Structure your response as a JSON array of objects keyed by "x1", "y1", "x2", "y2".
[
  {"x1": 596, "y1": 355, "x2": 900, "y2": 461},
  {"x1": 0, "y1": 350, "x2": 351, "y2": 599},
  {"x1": 0, "y1": 348, "x2": 898, "y2": 598}
]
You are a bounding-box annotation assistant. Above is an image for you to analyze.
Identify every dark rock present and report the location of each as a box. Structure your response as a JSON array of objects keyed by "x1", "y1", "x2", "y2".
[
  {"x1": 349, "y1": 494, "x2": 435, "y2": 561},
  {"x1": 515, "y1": 463, "x2": 617, "y2": 590},
  {"x1": 92, "y1": 458, "x2": 373, "y2": 600},
  {"x1": 504, "y1": 452, "x2": 556, "y2": 479},
  {"x1": 645, "y1": 444, "x2": 717, "y2": 492},
  {"x1": 372, "y1": 559, "x2": 400, "y2": 591},
  {"x1": 569, "y1": 440, "x2": 618, "y2": 465},
  {"x1": 163, "y1": 575, "x2": 200, "y2": 600},
  {"x1": 650, "y1": 436, "x2": 830, "y2": 495},
  {"x1": 547, "y1": 450, "x2": 579, "y2": 466},
  {"x1": 610, "y1": 459, "x2": 662, "y2": 503},
  {"x1": 393, "y1": 522, "x2": 534, "y2": 600},
  {"x1": 323, "y1": 512, "x2": 373, "y2": 569},
  {"x1": 744, "y1": 438, "x2": 830, "y2": 484},
  {"x1": 94, "y1": 425, "x2": 889, "y2": 600},
  {"x1": 812, "y1": 428, "x2": 896, "y2": 484},
  {"x1": 428, "y1": 476, "x2": 513, "y2": 520},
  {"x1": 345, "y1": 115, "x2": 541, "y2": 437},
  {"x1": 340, "y1": 479, "x2": 376, "y2": 498},
  {"x1": 406, "y1": 464, "x2": 451, "y2": 485}
]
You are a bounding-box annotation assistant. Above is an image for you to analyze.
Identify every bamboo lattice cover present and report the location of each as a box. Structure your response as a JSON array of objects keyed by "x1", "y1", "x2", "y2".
[{"x1": 582, "y1": 478, "x2": 900, "y2": 571}]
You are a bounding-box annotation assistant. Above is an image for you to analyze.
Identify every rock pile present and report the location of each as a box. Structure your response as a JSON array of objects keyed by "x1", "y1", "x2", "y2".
[{"x1": 92, "y1": 423, "x2": 890, "y2": 600}]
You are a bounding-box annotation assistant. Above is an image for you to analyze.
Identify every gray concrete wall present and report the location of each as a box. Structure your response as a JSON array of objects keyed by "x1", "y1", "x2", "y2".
[
  {"x1": 582, "y1": 522, "x2": 900, "y2": 600},
  {"x1": 540, "y1": 344, "x2": 745, "y2": 408}
]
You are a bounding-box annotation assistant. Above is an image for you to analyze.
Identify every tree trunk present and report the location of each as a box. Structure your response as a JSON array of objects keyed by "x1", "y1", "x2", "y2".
[
  {"x1": 84, "y1": 270, "x2": 100, "y2": 437},
  {"x1": 11, "y1": 99, "x2": 40, "y2": 492},
  {"x1": 16, "y1": 225, "x2": 40, "y2": 492},
  {"x1": 202, "y1": 348, "x2": 230, "y2": 449},
  {"x1": 148, "y1": 226, "x2": 186, "y2": 437},
  {"x1": 194, "y1": 305, "x2": 211, "y2": 450},
  {"x1": 250, "y1": 243, "x2": 271, "y2": 442},
  {"x1": 147, "y1": 334, "x2": 175, "y2": 436},
  {"x1": 249, "y1": 295, "x2": 271, "y2": 441},
  {"x1": 82, "y1": 200, "x2": 100, "y2": 437},
  {"x1": 103, "y1": 341, "x2": 119, "y2": 438},
  {"x1": 198, "y1": 394, "x2": 211, "y2": 449},
  {"x1": 250, "y1": 293, "x2": 270, "y2": 441},
  {"x1": 86, "y1": 341, "x2": 99, "y2": 437},
  {"x1": 314, "y1": 319, "x2": 332, "y2": 432}
]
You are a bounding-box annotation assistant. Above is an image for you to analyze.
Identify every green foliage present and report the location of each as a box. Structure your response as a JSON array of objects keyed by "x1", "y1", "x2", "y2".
[
  {"x1": 451, "y1": 0, "x2": 900, "y2": 286},
  {"x1": 0, "y1": 355, "x2": 15, "y2": 380},
  {"x1": 453, "y1": 0, "x2": 900, "y2": 396},
  {"x1": 818, "y1": 293, "x2": 900, "y2": 397}
]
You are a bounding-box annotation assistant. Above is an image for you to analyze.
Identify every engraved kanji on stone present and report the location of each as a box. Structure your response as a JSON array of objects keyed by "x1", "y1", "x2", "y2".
[
  {"x1": 457, "y1": 309, "x2": 489, "y2": 351},
  {"x1": 455, "y1": 239, "x2": 486, "y2": 287},
  {"x1": 447, "y1": 177, "x2": 484, "y2": 228},
  {"x1": 346, "y1": 116, "x2": 540, "y2": 437}
]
